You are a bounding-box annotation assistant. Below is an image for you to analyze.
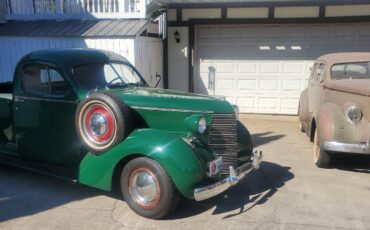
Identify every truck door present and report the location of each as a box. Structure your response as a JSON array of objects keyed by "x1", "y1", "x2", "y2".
[{"x1": 13, "y1": 63, "x2": 81, "y2": 169}]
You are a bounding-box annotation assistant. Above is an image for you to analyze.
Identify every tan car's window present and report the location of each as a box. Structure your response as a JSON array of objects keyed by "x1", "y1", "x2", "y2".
[
  {"x1": 313, "y1": 63, "x2": 325, "y2": 81},
  {"x1": 331, "y1": 62, "x2": 370, "y2": 80}
]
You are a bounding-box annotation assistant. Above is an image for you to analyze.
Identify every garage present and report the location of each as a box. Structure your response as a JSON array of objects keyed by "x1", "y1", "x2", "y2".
[
  {"x1": 150, "y1": 0, "x2": 370, "y2": 115},
  {"x1": 195, "y1": 23, "x2": 370, "y2": 114}
]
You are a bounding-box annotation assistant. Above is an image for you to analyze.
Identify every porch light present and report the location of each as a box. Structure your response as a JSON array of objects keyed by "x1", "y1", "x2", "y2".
[{"x1": 174, "y1": 30, "x2": 180, "y2": 43}]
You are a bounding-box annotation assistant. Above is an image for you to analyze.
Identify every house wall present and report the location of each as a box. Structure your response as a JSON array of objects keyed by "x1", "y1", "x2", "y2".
[
  {"x1": 135, "y1": 37, "x2": 164, "y2": 88},
  {"x1": 168, "y1": 27, "x2": 189, "y2": 92},
  {"x1": 0, "y1": 1, "x2": 6, "y2": 23},
  {"x1": 166, "y1": 2, "x2": 370, "y2": 114},
  {"x1": 0, "y1": 37, "x2": 138, "y2": 82}
]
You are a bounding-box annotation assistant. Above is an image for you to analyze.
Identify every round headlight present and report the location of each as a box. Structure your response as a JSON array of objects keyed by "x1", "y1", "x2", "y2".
[
  {"x1": 198, "y1": 117, "x2": 207, "y2": 134},
  {"x1": 346, "y1": 105, "x2": 362, "y2": 125}
]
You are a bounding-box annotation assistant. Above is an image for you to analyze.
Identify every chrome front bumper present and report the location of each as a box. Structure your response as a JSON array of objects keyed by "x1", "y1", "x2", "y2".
[
  {"x1": 323, "y1": 141, "x2": 370, "y2": 154},
  {"x1": 194, "y1": 151, "x2": 263, "y2": 201}
]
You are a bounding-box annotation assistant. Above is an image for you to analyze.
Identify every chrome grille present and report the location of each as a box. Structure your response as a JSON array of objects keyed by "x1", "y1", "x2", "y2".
[{"x1": 209, "y1": 114, "x2": 238, "y2": 175}]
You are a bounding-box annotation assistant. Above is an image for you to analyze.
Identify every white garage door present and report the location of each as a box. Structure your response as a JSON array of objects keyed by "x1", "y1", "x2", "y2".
[{"x1": 195, "y1": 23, "x2": 370, "y2": 114}]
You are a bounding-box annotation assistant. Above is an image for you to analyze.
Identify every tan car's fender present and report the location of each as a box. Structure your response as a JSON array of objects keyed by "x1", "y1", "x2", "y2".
[
  {"x1": 315, "y1": 103, "x2": 345, "y2": 143},
  {"x1": 299, "y1": 88, "x2": 311, "y2": 136}
]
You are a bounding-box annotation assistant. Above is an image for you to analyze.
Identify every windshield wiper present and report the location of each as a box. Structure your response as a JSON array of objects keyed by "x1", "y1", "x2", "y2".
[
  {"x1": 106, "y1": 82, "x2": 127, "y2": 89},
  {"x1": 126, "y1": 82, "x2": 145, "y2": 87}
]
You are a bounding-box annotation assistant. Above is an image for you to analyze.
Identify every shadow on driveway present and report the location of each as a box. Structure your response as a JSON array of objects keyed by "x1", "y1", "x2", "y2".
[
  {"x1": 0, "y1": 165, "x2": 103, "y2": 222},
  {"x1": 332, "y1": 154, "x2": 370, "y2": 173},
  {"x1": 167, "y1": 161, "x2": 294, "y2": 220},
  {"x1": 0, "y1": 161, "x2": 293, "y2": 222},
  {"x1": 252, "y1": 132, "x2": 285, "y2": 148}
]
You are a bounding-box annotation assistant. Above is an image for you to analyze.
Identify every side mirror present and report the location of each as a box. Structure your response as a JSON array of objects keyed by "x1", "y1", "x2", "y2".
[{"x1": 155, "y1": 72, "x2": 161, "y2": 88}]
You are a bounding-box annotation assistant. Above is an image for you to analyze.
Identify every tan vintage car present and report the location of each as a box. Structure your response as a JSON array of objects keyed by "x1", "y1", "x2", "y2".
[{"x1": 299, "y1": 53, "x2": 370, "y2": 168}]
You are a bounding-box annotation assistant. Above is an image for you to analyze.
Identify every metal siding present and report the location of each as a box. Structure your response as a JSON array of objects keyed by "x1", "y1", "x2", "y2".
[
  {"x1": 195, "y1": 23, "x2": 370, "y2": 115},
  {"x1": 0, "y1": 37, "x2": 136, "y2": 82},
  {"x1": 135, "y1": 37, "x2": 164, "y2": 88},
  {"x1": 0, "y1": 19, "x2": 148, "y2": 38}
]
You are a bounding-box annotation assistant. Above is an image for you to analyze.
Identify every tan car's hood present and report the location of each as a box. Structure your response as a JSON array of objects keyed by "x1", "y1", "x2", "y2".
[{"x1": 326, "y1": 79, "x2": 370, "y2": 97}]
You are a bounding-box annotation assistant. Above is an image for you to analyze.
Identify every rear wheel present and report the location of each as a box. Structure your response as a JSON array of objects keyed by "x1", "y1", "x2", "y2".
[
  {"x1": 120, "y1": 157, "x2": 180, "y2": 219},
  {"x1": 313, "y1": 129, "x2": 331, "y2": 168}
]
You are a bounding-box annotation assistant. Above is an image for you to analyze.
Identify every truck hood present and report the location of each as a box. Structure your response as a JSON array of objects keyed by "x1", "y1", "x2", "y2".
[
  {"x1": 104, "y1": 87, "x2": 235, "y2": 114},
  {"x1": 326, "y1": 79, "x2": 370, "y2": 97}
]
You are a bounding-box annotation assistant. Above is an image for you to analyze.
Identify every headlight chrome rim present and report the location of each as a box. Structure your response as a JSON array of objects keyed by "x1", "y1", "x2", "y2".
[
  {"x1": 198, "y1": 117, "x2": 207, "y2": 134},
  {"x1": 346, "y1": 105, "x2": 362, "y2": 125}
]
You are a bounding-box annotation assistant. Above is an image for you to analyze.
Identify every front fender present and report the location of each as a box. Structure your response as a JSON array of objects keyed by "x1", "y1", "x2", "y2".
[
  {"x1": 316, "y1": 103, "x2": 345, "y2": 142},
  {"x1": 78, "y1": 129, "x2": 204, "y2": 199}
]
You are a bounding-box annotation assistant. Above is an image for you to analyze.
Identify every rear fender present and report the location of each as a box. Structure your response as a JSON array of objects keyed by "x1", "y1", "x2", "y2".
[
  {"x1": 315, "y1": 103, "x2": 345, "y2": 143},
  {"x1": 78, "y1": 129, "x2": 204, "y2": 199}
]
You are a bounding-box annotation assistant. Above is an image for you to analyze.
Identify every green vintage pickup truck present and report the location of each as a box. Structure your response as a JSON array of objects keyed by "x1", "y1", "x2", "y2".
[{"x1": 0, "y1": 49, "x2": 262, "y2": 219}]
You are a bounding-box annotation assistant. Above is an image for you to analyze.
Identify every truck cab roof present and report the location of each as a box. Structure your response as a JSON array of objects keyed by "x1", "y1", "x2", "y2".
[{"x1": 21, "y1": 48, "x2": 130, "y2": 69}]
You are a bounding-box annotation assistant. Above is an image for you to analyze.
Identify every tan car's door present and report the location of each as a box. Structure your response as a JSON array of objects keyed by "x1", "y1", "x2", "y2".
[{"x1": 308, "y1": 62, "x2": 326, "y2": 113}]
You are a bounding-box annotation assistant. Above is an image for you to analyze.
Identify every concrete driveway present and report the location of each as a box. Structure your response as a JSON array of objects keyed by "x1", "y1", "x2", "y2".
[{"x1": 1, "y1": 115, "x2": 370, "y2": 230}]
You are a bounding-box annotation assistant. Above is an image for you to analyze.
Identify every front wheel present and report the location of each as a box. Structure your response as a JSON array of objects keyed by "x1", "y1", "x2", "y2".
[
  {"x1": 120, "y1": 157, "x2": 180, "y2": 219},
  {"x1": 313, "y1": 129, "x2": 331, "y2": 168}
]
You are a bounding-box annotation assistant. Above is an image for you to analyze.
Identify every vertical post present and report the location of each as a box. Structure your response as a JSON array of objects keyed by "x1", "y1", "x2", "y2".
[
  {"x1": 118, "y1": 0, "x2": 124, "y2": 14},
  {"x1": 56, "y1": 0, "x2": 63, "y2": 14},
  {"x1": 139, "y1": 0, "x2": 146, "y2": 17},
  {"x1": 7, "y1": 0, "x2": 12, "y2": 15},
  {"x1": 188, "y1": 23, "x2": 195, "y2": 93}
]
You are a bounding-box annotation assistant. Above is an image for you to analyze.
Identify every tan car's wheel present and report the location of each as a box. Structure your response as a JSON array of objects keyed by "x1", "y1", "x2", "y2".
[
  {"x1": 76, "y1": 93, "x2": 131, "y2": 154},
  {"x1": 121, "y1": 157, "x2": 180, "y2": 219},
  {"x1": 313, "y1": 129, "x2": 331, "y2": 168}
]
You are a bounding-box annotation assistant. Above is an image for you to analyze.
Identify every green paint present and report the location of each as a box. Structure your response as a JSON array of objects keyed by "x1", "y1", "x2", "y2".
[
  {"x1": 79, "y1": 129, "x2": 205, "y2": 198},
  {"x1": 0, "y1": 49, "x2": 254, "y2": 200}
]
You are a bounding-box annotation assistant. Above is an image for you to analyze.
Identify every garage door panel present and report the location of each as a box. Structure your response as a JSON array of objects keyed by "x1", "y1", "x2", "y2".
[
  {"x1": 216, "y1": 79, "x2": 234, "y2": 90},
  {"x1": 259, "y1": 79, "x2": 279, "y2": 90},
  {"x1": 258, "y1": 97, "x2": 279, "y2": 109},
  {"x1": 282, "y1": 79, "x2": 302, "y2": 91},
  {"x1": 260, "y1": 62, "x2": 280, "y2": 73},
  {"x1": 237, "y1": 79, "x2": 257, "y2": 90},
  {"x1": 281, "y1": 98, "x2": 300, "y2": 110},
  {"x1": 237, "y1": 62, "x2": 258, "y2": 73},
  {"x1": 236, "y1": 97, "x2": 256, "y2": 109},
  {"x1": 216, "y1": 63, "x2": 235, "y2": 73},
  {"x1": 195, "y1": 23, "x2": 370, "y2": 114},
  {"x1": 282, "y1": 62, "x2": 305, "y2": 74}
]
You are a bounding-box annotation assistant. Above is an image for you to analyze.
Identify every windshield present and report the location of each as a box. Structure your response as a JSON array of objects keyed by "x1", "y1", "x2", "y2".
[
  {"x1": 72, "y1": 62, "x2": 147, "y2": 90},
  {"x1": 331, "y1": 62, "x2": 370, "y2": 80}
]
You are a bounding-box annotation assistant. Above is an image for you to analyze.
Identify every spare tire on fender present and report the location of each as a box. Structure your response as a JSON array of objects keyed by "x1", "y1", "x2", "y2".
[{"x1": 75, "y1": 92, "x2": 131, "y2": 154}]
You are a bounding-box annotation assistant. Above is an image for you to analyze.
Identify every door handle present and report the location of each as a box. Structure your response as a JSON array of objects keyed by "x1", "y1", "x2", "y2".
[{"x1": 14, "y1": 97, "x2": 24, "y2": 102}]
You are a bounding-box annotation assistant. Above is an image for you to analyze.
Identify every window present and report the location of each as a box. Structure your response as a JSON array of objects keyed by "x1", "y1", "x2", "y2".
[
  {"x1": 312, "y1": 63, "x2": 325, "y2": 81},
  {"x1": 331, "y1": 62, "x2": 370, "y2": 80},
  {"x1": 21, "y1": 65, "x2": 68, "y2": 95},
  {"x1": 21, "y1": 65, "x2": 49, "y2": 94},
  {"x1": 72, "y1": 62, "x2": 146, "y2": 91},
  {"x1": 49, "y1": 69, "x2": 69, "y2": 95}
]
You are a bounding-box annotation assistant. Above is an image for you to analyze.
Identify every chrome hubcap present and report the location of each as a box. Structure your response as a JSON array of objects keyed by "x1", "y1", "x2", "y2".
[
  {"x1": 129, "y1": 169, "x2": 160, "y2": 208},
  {"x1": 90, "y1": 113, "x2": 108, "y2": 137}
]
